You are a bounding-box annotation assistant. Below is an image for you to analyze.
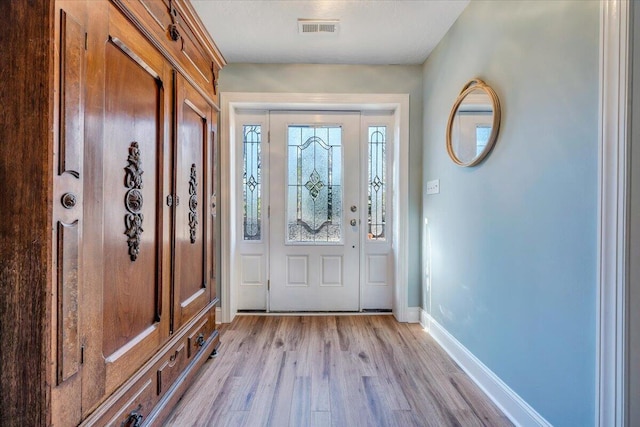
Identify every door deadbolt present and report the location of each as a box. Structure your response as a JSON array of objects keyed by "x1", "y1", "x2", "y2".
[{"x1": 350, "y1": 205, "x2": 357, "y2": 212}]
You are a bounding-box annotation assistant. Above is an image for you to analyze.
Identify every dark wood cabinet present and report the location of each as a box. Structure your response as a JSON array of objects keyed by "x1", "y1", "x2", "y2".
[
  {"x1": 98, "y1": 8, "x2": 172, "y2": 399},
  {"x1": 0, "y1": 0, "x2": 224, "y2": 426}
]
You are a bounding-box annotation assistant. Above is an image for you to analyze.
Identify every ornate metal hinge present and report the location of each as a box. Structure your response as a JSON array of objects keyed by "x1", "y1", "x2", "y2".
[
  {"x1": 188, "y1": 164, "x2": 198, "y2": 243},
  {"x1": 124, "y1": 142, "x2": 144, "y2": 261}
]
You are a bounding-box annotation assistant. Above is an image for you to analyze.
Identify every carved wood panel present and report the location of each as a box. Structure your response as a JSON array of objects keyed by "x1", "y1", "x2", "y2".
[
  {"x1": 137, "y1": 0, "x2": 170, "y2": 32},
  {"x1": 56, "y1": 220, "x2": 80, "y2": 383},
  {"x1": 51, "y1": 4, "x2": 88, "y2": 425},
  {"x1": 93, "y1": 6, "x2": 174, "y2": 397},
  {"x1": 156, "y1": 342, "x2": 186, "y2": 396},
  {"x1": 55, "y1": 6, "x2": 86, "y2": 388},
  {"x1": 47, "y1": 1, "x2": 223, "y2": 425},
  {"x1": 173, "y1": 73, "x2": 211, "y2": 330},
  {"x1": 58, "y1": 9, "x2": 85, "y2": 179},
  {"x1": 177, "y1": 19, "x2": 213, "y2": 85},
  {"x1": 188, "y1": 163, "x2": 198, "y2": 244},
  {"x1": 102, "y1": 38, "x2": 164, "y2": 359},
  {"x1": 116, "y1": 0, "x2": 219, "y2": 102},
  {"x1": 124, "y1": 141, "x2": 145, "y2": 261}
]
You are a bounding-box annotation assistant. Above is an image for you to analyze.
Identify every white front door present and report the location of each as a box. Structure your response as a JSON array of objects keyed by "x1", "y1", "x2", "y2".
[
  {"x1": 235, "y1": 109, "x2": 394, "y2": 312},
  {"x1": 269, "y1": 112, "x2": 361, "y2": 311}
]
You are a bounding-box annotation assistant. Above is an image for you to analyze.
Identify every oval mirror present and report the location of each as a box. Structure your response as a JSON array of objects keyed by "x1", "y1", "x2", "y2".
[{"x1": 446, "y1": 79, "x2": 501, "y2": 167}]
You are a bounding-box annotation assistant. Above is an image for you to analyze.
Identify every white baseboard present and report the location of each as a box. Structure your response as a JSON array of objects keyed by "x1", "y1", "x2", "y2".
[
  {"x1": 421, "y1": 309, "x2": 551, "y2": 427},
  {"x1": 406, "y1": 306, "x2": 421, "y2": 323},
  {"x1": 419, "y1": 306, "x2": 429, "y2": 328},
  {"x1": 215, "y1": 306, "x2": 222, "y2": 324}
]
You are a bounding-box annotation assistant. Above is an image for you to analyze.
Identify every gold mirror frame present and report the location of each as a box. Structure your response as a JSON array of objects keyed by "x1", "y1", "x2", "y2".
[{"x1": 446, "y1": 79, "x2": 501, "y2": 167}]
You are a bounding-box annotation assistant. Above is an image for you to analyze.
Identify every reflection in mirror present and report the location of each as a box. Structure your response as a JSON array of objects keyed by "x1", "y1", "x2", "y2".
[{"x1": 446, "y1": 80, "x2": 501, "y2": 167}]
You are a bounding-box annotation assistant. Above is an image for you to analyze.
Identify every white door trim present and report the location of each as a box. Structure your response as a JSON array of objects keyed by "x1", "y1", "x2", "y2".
[
  {"x1": 220, "y1": 92, "x2": 410, "y2": 323},
  {"x1": 597, "y1": 0, "x2": 630, "y2": 425}
]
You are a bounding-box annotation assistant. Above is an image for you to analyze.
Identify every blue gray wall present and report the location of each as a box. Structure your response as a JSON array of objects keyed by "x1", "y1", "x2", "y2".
[
  {"x1": 219, "y1": 64, "x2": 424, "y2": 306},
  {"x1": 422, "y1": 1, "x2": 599, "y2": 425}
]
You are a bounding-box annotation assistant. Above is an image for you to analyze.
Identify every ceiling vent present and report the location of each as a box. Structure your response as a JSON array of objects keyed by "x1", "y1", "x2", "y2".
[{"x1": 298, "y1": 19, "x2": 340, "y2": 35}]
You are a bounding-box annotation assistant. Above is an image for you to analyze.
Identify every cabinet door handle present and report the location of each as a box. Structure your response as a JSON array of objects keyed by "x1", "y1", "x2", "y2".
[
  {"x1": 196, "y1": 333, "x2": 205, "y2": 348},
  {"x1": 61, "y1": 192, "x2": 77, "y2": 209},
  {"x1": 122, "y1": 405, "x2": 143, "y2": 427}
]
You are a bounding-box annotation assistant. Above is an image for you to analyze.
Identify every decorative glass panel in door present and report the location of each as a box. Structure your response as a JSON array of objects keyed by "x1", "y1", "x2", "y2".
[
  {"x1": 287, "y1": 126, "x2": 343, "y2": 243},
  {"x1": 243, "y1": 125, "x2": 261, "y2": 241},
  {"x1": 368, "y1": 125, "x2": 386, "y2": 241}
]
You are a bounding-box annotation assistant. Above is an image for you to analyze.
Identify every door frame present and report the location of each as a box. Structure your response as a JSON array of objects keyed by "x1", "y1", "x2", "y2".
[
  {"x1": 220, "y1": 92, "x2": 410, "y2": 323},
  {"x1": 598, "y1": 0, "x2": 630, "y2": 425}
]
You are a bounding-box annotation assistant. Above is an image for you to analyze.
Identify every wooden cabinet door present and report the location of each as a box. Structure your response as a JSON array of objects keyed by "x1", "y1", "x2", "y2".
[
  {"x1": 172, "y1": 73, "x2": 213, "y2": 331},
  {"x1": 52, "y1": 2, "x2": 88, "y2": 424},
  {"x1": 81, "y1": 4, "x2": 172, "y2": 411}
]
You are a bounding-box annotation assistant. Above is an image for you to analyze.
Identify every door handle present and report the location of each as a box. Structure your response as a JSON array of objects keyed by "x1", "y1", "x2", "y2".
[{"x1": 350, "y1": 219, "x2": 357, "y2": 226}]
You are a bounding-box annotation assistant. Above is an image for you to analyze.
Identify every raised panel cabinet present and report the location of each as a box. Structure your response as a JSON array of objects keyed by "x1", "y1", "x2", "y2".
[
  {"x1": 116, "y1": 0, "x2": 220, "y2": 103},
  {"x1": 48, "y1": 1, "x2": 225, "y2": 426},
  {"x1": 100, "y1": 8, "x2": 172, "y2": 400},
  {"x1": 173, "y1": 73, "x2": 215, "y2": 331},
  {"x1": 51, "y1": 1, "x2": 88, "y2": 423}
]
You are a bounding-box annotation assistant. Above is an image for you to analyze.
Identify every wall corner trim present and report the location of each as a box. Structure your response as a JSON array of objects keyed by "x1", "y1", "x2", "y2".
[
  {"x1": 597, "y1": 0, "x2": 630, "y2": 425},
  {"x1": 421, "y1": 309, "x2": 553, "y2": 427}
]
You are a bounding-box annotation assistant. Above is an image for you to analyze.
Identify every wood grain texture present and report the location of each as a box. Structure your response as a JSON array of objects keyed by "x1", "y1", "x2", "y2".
[
  {"x1": 165, "y1": 316, "x2": 513, "y2": 427},
  {"x1": 113, "y1": 0, "x2": 224, "y2": 105},
  {"x1": 172, "y1": 73, "x2": 213, "y2": 331},
  {"x1": 0, "y1": 1, "x2": 54, "y2": 426}
]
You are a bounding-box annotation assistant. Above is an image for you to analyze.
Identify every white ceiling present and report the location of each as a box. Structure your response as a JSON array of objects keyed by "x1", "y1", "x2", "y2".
[{"x1": 191, "y1": 0, "x2": 469, "y2": 65}]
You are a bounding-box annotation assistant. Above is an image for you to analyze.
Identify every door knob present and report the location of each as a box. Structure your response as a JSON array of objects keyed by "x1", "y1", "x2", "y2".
[{"x1": 350, "y1": 219, "x2": 357, "y2": 226}]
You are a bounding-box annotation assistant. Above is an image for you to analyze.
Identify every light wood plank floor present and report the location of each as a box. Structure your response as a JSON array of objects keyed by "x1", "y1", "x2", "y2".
[{"x1": 164, "y1": 315, "x2": 513, "y2": 427}]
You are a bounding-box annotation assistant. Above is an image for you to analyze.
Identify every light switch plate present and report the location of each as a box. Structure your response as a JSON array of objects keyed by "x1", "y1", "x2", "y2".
[{"x1": 426, "y1": 179, "x2": 440, "y2": 195}]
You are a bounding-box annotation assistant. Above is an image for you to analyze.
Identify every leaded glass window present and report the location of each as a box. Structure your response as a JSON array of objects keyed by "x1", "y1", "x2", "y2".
[
  {"x1": 287, "y1": 126, "x2": 343, "y2": 243},
  {"x1": 243, "y1": 125, "x2": 261, "y2": 240},
  {"x1": 368, "y1": 126, "x2": 386, "y2": 241}
]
